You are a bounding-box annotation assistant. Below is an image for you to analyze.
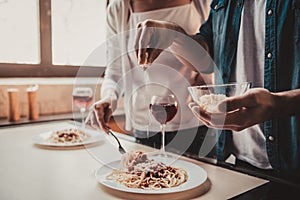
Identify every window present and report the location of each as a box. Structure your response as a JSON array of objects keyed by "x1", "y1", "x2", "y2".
[
  {"x1": 51, "y1": 0, "x2": 106, "y2": 66},
  {"x1": 0, "y1": 0, "x2": 40, "y2": 64},
  {"x1": 0, "y1": 0, "x2": 107, "y2": 77}
]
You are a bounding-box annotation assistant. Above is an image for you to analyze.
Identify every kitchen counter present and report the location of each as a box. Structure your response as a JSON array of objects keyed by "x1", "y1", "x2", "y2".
[{"x1": 0, "y1": 120, "x2": 270, "y2": 200}]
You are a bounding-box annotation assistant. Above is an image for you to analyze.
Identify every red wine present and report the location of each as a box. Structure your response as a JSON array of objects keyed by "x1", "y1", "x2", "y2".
[
  {"x1": 149, "y1": 103, "x2": 178, "y2": 124},
  {"x1": 73, "y1": 95, "x2": 93, "y2": 109}
]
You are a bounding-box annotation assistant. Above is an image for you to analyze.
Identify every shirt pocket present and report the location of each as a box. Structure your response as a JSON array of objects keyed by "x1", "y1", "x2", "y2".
[{"x1": 210, "y1": 0, "x2": 228, "y2": 35}]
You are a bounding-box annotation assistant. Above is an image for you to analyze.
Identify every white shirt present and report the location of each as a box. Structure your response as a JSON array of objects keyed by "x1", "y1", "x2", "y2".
[{"x1": 232, "y1": 0, "x2": 272, "y2": 169}]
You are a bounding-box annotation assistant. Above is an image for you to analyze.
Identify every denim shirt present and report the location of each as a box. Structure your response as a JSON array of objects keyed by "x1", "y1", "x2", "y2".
[{"x1": 196, "y1": 0, "x2": 300, "y2": 179}]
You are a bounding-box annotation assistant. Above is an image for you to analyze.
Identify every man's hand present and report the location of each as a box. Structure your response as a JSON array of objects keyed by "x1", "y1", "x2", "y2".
[{"x1": 189, "y1": 88, "x2": 278, "y2": 131}]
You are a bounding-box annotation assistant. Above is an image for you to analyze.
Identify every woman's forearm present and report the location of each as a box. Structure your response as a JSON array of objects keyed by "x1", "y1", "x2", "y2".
[{"x1": 170, "y1": 31, "x2": 212, "y2": 73}]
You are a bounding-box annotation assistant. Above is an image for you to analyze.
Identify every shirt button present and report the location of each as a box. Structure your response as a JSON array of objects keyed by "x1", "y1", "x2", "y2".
[
  {"x1": 268, "y1": 9, "x2": 273, "y2": 16},
  {"x1": 267, "y1": 53, "x2": 272, "y2": 59},
  {"x1": 268, "y1": 136, "x2": 274, "y2": 141}
]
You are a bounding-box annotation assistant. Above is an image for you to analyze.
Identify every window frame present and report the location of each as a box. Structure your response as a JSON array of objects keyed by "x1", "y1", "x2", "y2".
[{"x1": 0, "y1": 0, "x2": 106, "y2": 78}]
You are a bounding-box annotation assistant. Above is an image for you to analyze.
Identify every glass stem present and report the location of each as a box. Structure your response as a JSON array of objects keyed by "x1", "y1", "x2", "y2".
[
  {"x1": 160, "y1": 124, "x2": 166, "y2": 152},
  {"x1": 80, "y1": 108, "x2": 86, "y2": 129}
]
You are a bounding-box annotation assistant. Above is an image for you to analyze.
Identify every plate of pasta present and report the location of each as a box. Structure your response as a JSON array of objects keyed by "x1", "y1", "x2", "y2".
[
  {"x1": 95, "y1": 151, "x2": 207, "y2": 194},
  {"x1": 33, "y1": 127, "x2": 103, "y2": 147}
]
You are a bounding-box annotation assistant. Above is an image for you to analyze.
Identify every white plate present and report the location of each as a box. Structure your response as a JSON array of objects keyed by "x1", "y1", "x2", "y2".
[
  {"x1": 95, "y1": 156, "x2": 207, "y2": 194},
  {"x1": 33, "y1": 128, "x2": 103, "y2": 147}
]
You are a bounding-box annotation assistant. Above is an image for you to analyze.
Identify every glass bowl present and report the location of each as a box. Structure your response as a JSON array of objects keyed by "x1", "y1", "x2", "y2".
[{"x1": 188, "y1": 82, "x2": 251, "y2": 113}]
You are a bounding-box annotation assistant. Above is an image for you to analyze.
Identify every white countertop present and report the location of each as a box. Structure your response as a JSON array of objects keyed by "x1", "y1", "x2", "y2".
[{"x1": 0, "y1": 121, "x2": 268, "y2": 200}]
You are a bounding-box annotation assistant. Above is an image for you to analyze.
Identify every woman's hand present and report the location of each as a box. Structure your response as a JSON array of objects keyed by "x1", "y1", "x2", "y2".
[
  {"x1": 134, "y1": 19, "x2": 186, "y2": 66},
  {"x1": 189, "y1": 88, "x2": 279, "y2": 131},
  {"x1": 85, "y1": 101, "x2": 113, "y2": 134}
]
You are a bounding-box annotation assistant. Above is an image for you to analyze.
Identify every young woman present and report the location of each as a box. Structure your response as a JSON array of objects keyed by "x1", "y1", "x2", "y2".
[{"x1": 87, "y1": 0, "x2": 213, "y2": 156}]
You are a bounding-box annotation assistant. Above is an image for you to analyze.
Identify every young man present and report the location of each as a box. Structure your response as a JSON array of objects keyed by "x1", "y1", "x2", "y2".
[{"x1": 134, "y1": 0, "x2": 300, "y2": 182}]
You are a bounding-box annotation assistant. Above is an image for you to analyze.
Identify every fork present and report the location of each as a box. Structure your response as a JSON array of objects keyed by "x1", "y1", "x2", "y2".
[
  {"x1": 85, "y1": 109, "x2": 126, "y2": 154},
  {"x1": 108, "y1": 130, "x2": 126, "y2": 154}
]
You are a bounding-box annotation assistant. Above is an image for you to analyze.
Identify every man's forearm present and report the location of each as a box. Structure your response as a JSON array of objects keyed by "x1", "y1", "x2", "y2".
[{"x1": 274, "y1": 89, "x2": 300, "y2": 117}]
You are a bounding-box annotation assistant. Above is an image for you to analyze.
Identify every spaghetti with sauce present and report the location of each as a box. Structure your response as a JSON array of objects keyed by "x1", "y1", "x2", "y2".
[
  {"x1": 47, "y1": 128, "x2": 90, "y2": 144},
  {"x1": 106, "y1": 151, "x2": 188, "y2": 189}
]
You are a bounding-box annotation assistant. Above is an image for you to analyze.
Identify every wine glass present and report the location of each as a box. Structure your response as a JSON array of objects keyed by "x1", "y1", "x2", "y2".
[
  {"x1": 149, "y1": 95, "x2": 178, "y2": 156},
  {"x1": 72, "y1": 87, "x2": 93, "y2": 129}
]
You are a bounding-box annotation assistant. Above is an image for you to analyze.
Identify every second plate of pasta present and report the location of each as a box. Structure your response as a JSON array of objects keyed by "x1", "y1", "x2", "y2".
[{"x1": 33, "y1": 127, "x2": 103, "y2": 147}]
